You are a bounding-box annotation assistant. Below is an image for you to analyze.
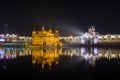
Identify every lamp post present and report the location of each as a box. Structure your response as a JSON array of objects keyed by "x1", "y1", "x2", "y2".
[{"x1": 4, "y1": 24, "x2": 8, "y2": 35}]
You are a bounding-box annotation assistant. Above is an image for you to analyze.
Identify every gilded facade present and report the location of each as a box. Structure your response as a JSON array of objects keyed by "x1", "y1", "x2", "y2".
[{"x1": 32, "y1": 27, "x2": 62, "y2": 47}]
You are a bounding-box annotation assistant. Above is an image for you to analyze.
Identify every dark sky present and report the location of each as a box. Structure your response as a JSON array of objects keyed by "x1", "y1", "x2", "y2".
[{"x1": 0, "y1": 0, "x2": 120, "y2": 36}]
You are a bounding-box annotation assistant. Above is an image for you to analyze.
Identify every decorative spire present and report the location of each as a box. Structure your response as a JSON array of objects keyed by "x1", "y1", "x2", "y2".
[
  {"x1": 49, "y1": 26, "x2": 52, "y2": 33},
  {"x1": 55, "y1": 27, "x2": 58, "y2": 33},
  {"x1": 42, "y1": 26, "x2": 45, "y2": 31},
  {"x1": 32, "y1": 27, "x2": 36, "y2": 34}
]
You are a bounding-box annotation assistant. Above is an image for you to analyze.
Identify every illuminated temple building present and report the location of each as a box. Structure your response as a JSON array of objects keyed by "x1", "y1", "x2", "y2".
[
  {"x1": 1, "y1": 25, "x2": 120, "y2": 46},
  {"x1": 60, "y1": 25, "x2": 120, "y2": 45},
  {"x1": 32, "y1": 27, "x2": 62, "y2": 47}
]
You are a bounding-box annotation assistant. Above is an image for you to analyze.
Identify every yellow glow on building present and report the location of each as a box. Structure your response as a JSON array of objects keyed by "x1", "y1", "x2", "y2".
[
  {"x1": 32, "y1": 48, "x2": 62, "y2": 68},
  {"x1": 32, "y1": 26, "x2": 62, "y2": 47}
]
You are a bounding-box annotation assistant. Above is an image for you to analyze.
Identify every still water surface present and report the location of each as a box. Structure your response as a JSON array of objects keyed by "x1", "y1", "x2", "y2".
[{"x1": 0, "y1": 47, "x2": 120, "y2": 79}]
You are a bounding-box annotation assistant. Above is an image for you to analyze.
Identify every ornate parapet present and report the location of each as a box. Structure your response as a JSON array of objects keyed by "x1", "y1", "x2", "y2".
[{"x1": 31, "y1": 26, "x2": 62, "y2": 47}]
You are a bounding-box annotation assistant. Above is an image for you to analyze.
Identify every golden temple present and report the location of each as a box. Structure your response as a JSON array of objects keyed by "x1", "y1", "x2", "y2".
[{"x1": 32, "y1": 27, "x2": 62, "y2": 47}]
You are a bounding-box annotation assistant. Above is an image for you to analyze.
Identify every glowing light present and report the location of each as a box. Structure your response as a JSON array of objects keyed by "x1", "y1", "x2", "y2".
[
  {"x1": 94, "y1": 48, "x2": 98, "y2": 55},
  {"x1": 94, "y1": 38, "x2": 98, "y2": 43},
  {"x1": 0, "y1": 49, "x2": 5, "y2": 54},
  {"x1": 81, "y1": 47, "x2": 85, "y2": 54},
  {"x1": 0, "y1": 55, "x2": 4, "y2": 59},
  {"x1": 0, "y1": 38, "x2": 5, "y2": 42},
  {"x1": 0, "y1": 34, "x2": 4, "y2": 37},
  {"x1": 81, "y1": 38, "x2": 85, "y2": 44},
  {"x1": 84, "y1": 54, "x2": 89, "y2": 60},
  {"x1": 84, "y1": 32, "x2": 89, "y2": 38}
]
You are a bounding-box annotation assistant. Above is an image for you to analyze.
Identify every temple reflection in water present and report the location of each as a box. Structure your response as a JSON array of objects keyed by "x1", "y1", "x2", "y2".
[
  {"x1": 0, "y1": 47, "x2": 120, "y2": 68},
  {"x1": 32, "y1": 48, "x2": 62, "y2": 68},
  {"x1": 0, "y1": 47, "x2": 120, "y2": 79}
]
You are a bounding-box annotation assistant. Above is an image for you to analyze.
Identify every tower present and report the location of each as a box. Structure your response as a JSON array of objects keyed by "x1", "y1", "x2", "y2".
[
  {"x1": 55, "y1": 27, "x2": 59, "y2": 37},
  {"x1": 91, "y1": 25, "x2": 95, "y2": 32},
  {"x1": 42, "y1": 26, "x2": 45, "y2": 31}
]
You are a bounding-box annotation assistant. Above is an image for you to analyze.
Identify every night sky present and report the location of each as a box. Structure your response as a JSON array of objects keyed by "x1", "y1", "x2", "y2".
[{"x1": 0, "y1": 0, "x2": 120, "y2": 36}]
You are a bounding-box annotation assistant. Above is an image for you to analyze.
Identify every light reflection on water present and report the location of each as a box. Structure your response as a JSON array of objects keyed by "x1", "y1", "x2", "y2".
[
  {"x1": 0, "y1": 48, "x2": 31, "y2": 59},
  {"x1": 0, "y1": 47, "x2": 120, "y2": 79},
  {"x1": 32, "y1": 48, "x2": 62, "y2": 69},
  {"x1": 61, "y1": 47, "x2": 120, "y2": 66},
  {"x1": 0, "y1": 47, "x2": 120, "y2": 68}
]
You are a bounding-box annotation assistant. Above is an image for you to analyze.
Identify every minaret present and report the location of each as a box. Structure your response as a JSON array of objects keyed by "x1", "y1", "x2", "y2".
[
  {"x1": 91, "y1": 25, "x2": 95, "y2": 32},
  {"x1": 55, "y1": 27, "x2": 59, "y2": 34},
  {"x1": 49, "y1": 26, "x2": 52, "y2": 33},
  {"x1": 32, "y1": 27, "x2": 36, "y2": 36},
  {"x1": 54, "y1": 27, "x2": 59, "y2": 38},
  {"x1": 42, "y1": 26, "x2": 45, "y2": 31}
]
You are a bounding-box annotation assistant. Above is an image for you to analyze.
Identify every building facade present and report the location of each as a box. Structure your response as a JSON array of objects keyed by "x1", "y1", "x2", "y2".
[
  {"x1": 32, "y1": 27, "x2": 62, "y2": 47},
  {"x1": 60, "y1": 25, "x2": 120, "y2": 45}
]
